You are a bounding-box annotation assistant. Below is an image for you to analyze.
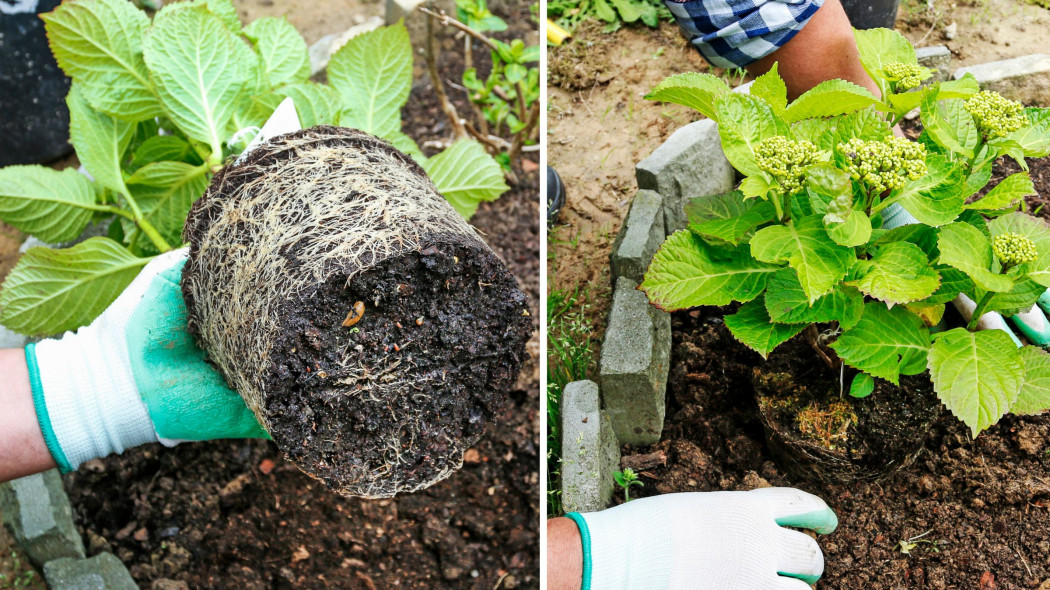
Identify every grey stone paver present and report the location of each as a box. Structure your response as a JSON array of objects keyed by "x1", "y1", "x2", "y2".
[
  {"x1": 560, "y1": 380, "x2": 620, "y2": 513},
  {"x1": 0, "y1": 470, "x2": 84, "y2": 569},
  {"x1": 611, "y1": 190, "x2": 666, "y2": 283}
]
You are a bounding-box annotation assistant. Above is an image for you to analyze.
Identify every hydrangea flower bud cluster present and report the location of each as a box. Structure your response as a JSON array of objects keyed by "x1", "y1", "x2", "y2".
[
  {"x1": 755, "y1": 136, "x2": 821, "y2": 194},
  {"x1": 965, "y1": 91, "x2": 1026, "y2": 138},
  {"x1": 992, "y1": 232, "x2": 1038, "y2": 267},
  {"x1": 838, "y1": 137, "x2": 927, "y2": 193},
  {"x1": 882, "y1": 62, "x2": 925, "y2": 90}
]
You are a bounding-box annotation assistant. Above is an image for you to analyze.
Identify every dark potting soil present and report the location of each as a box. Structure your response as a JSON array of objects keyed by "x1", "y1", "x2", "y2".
[
  {"x1": 264, "y1": 239, "x2": 530, "y2": 496},
  {"x1": 619, "y1": 153, "x2": 1050, "y2": 589},
  {"x1": 755, "y1": 337, "x2": 941, "y2": 484}
]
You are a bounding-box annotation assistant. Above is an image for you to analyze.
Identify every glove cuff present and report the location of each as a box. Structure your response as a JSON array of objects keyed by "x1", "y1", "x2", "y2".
[
  {"x1": 29, "y1": 325, "x2": 158, "y2": 472},
  {"x1": 565, "y1": 513, "x2": 594, "y2": 590}
]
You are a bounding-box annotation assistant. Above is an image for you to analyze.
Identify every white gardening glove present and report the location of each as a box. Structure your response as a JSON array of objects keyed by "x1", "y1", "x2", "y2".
[
  {"x1": 882, "y1": 203, "x2": 1050, "y2": 346},
  {"x1": 566, "y1": 488, "x2": 837, "y2": 590}
]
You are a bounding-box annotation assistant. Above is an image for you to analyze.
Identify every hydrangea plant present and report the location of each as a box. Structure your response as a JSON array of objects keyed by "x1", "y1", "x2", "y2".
[{"x1": 641, "y1": 28, "x2": 1050, "y2": 437}]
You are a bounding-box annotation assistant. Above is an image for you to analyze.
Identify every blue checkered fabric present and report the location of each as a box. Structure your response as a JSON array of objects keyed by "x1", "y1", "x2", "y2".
[{"x1": 665, "y1": 0, "x2": 824, "y2": 69}]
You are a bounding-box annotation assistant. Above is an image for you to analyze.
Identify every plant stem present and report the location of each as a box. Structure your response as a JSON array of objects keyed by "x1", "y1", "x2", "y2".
[
  {"x1": 967, "y1": 291, "x2": 996, "y2": 331},
  {"x1": 119, "y1": 189, "x2": 173, "y2": 253},
  {"x1": 419, "y1": 6, "x2": 499, "y2": 51},
  {"x1": 771, "y1": 192, "x2": 785, "y2": 221},
  {"x1": 425, "y1": 5, "x2": 467, "y2": 140}
]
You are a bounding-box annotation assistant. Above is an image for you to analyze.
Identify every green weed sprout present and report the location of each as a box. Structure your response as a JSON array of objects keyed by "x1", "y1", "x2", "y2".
[
  {"x1": 613, "y1": 468, "x2": 643, "y2": 502},
  {"x1": 756, "y1": 136, "x2": 821, "y2": 194},
  {"x1": 966, "y1": 91, "x2": 1027, "y2": 138}
]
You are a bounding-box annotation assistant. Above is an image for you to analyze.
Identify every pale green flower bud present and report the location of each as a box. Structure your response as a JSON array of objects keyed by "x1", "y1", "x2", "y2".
[
  {"x1": 965, "y1": 91, "x2": 1026, "y2": 138},
  {"x1": 993, "y1": 232, "x2": 1037, "y2": 267},
  {"x1": 755, "y1": 136, "x2": 821, "y2": 194}
]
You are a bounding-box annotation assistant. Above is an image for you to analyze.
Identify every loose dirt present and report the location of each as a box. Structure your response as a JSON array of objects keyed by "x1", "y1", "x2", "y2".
[{"x1": 618, "y1": 155, "x2": 1050, "y2": 589}]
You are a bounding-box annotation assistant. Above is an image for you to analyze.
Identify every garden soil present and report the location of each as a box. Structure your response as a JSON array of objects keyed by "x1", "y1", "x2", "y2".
[
  {"x1": 616, "y1": 154, "x2": 1050, "y2": 589},
  {"x1": 56, "y1": 3, "x2": 539, "y2": 589}
]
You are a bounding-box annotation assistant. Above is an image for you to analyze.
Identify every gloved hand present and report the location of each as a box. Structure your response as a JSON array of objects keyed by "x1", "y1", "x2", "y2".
[
  {"x1": 566, "y1": 488, "x2": 837, "y2": 589},
  {"x1": 25, "y1": 250, "x2": 269, "y2": 473},
  {"x1": 22, "y1": 98, "x2": 305, "y2": 473},
  {"x1": 882, "y1": 203, "x2": 1050, "y2": 346}
]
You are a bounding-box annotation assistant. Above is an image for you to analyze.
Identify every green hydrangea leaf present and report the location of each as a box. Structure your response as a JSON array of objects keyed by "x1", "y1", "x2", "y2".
[
  {"x1": 966, "y1": 172, "x2": 1035, "y2": 212},
  {"x1": 0, "y1": 166, "x2": 99, "y2": 243},
  {"x1": 920, "y1": 95, "x2": 979, "y2": 159},
  {"x1": 989, "y1": 108, "x2": 1050, "y2": 161},
  {"x1": 923, "y1": 266, "x2": 975, "y2": 304},
  {"x1": 849, "y1": 373, "x2": 875, "y2": 398},
  {"x1": 987, "y1": 212, "x2": 1050, "y2": 288},
  {"x1": 716, "y1": 93, "x2": 789, "y2": 178},
  {"x1": 807, "y1": 108, "x2": 892, "y2": 156},
  {"x1": 783, "y1": 79, "x2": 880, "y2": 123},
  {"x1": 826, "y1": 209, "x2": 872, "y2": 247},
  {"x1": 938, "y1": 221, "x2": 1015, "y2": 292},
  {"x1": 750, "y1": 215, "x2": 853, "y2": 302},
  {"x1": 423, "y1": 139, "x2": 507, "y2": 219},
  {"x1": 684, "y1": 191, "x2": 776, "y2": 246},
  {"x1": 644, "y1": 72, "x2": 730, "y2": 120},
  {"x1": 764, "y1": 268, "x2": 864, "y2": 328},
  {"x1": 894, "y1": 154, "x2": 967, "y2": 227},
  {"x1": 641, "y1": 230, "x2": 780, "y2": 311},
  {"x1": 724, "y1": 296, "x2": 806, "y2": 358},
  {"x1": 265, "y1": 82, "x2": 342, "y2": 127},
  {"x1": 830, "y1": 302, "x2": 930, "y2": 385},
  {"x1": 129, "y1": 136, "x2": 199, "y2": 171},
  {"x1": 243, "y1": 17, "x2": 310, "y2": 89},
  {"x1": 143, "y1": 4, "x2": 254, "y2": 155},
  {"x1": 66, "y1": 83, "x2": 135, "y2": 196},
  {"x1": 847, "y1": 241, "x2": 941, "y2": 305},
  {"x1": 1015, "y1": 345, "x2": 1050, "y2": 415},
  {"x1": 979, "y1": 278, "x2": 1045, "y2": 317},
  {"x1": 385, "y1": 130, "x2": 427, "y2": 165},
  {"x1": 0, "y1": 238, "x2": 149, "y2": 336},
  {"x1": 329, "y1": 22, "x2": 412, "y2": 140},
  {"x1": 937, "y1": 75, "x2": 980, "y2": 99},
  {"x1": 854, "y1": 27, "x2": 916, "y2": 96},
  {"x1": 750, "y1": 63, "x2": 787, "y2": 116},
  {"x1": 928, "y1": 328, "x2": 1023, "y2": 437},
  {"x1": 125, "y1": 162, "x2": 209, "y2": 252},
  {"x1": 739, "y1": 174, "x2": 776, "y2": 200},
  {"x1": 875, "y1": 223, "x2": 939, "y2": 259},
  {"x1": 41, "y1": 0, "x2": 161, "y2": 121}
]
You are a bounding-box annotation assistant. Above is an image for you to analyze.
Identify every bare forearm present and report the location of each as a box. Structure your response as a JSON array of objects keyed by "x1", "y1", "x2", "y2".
[
  {"x1": 548, "y1": 517, "x2": 584, "y2": 590},
  {"x1": 0, "y1": 349, "x2": 56, "y2": 482},
  {"x1": 749, "y1": 0, "x2": 880, "y2": 100}
]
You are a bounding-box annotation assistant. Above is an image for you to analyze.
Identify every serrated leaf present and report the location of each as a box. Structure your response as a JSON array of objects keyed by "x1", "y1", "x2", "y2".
[
  {"x1": 328, "y1": 23, "x2": 412, "y2": 140},
  {"x1": 1015, "y1": 346, "x2": 1050, "y2": 415},
  {"x1": 905, "y1": 301, "x2": 945, "y2": 327},
  {"x1": 764, "y1": 268, "x2": 864, "y2": 328},
  {"x1": 980, "y1": 278, "x2": 1045, "y2": 317},
  {"x1": 751, "y1": 63, "x2": 787, "y2": 115},
  {"x1": 876, "y1": 223, "x2": 939, "y2": 259},
  {"x1": 724, "y1": 296, "x2": 806, "y2": 358},
  {"x1": 716, "y1": 93, "x2": 790, "y2": 178},
  {"x1": 848, "y1": 241, "x2": 940, "y2": 305},
  {"x1": 937, "y1": 75, "x2": 980, "y2": 99},
  {"x1": 967, "y1": 172, "x2": 1035, "y2": 212},
  {"x1": 126, "y1": 163, "x2": 209, "y2": 251},
  {"x1": 740, "y1": 174, "x2": 775, "y2": 200},
  {"x1": 830, "y1": 302, "x2": 930, "y2": 384},
  {"x1": 267, "y1": 82, "x2": 341, "y2": 127},
  {"x1": 130, "y1": 136, "x2": 199, "y2": 171},
  {"x1": 850, "y1": 373, "x2": 875, "y2": 398},
  {"x1": 938, "y1": 221, "x2": 1015, "y2": 292},
  {"x1": 641, "y1": 230, "x2": 780, "y2": 311},
  {"x1": 924, "y1": 266, "x2": 975, "y2": 305},
  {"x1": 0, "y1": 238, "x2": 148, "y2": 336},
  {"x1": 988, "y1": 212, "x2": 1050, "y2": 288},
  {"x1": 645, "y1": 72, "x2": 730, "y2": 120},
  {"x1": 244, "y1": 17, "x2": 310, "y2": 89},
  {"x1": 423, "y1": 140, "x2": 506, "y2": 219},
  {"x1": 66, "y1": 83, "x2": 135, "y2": 195},
  {"x1": 0, "y1": 166, "x2": 99, "y2": 243},
  {"x1": 826, "y1": 210, "x2": 872, "y2": 247},
  {"x1": 41, "y1": 0, "x2": 160, "y2": 121},
  {"x1": 783, "y1": 79, "x2": 880, "y2": 123},
  {"x1": 894, "y1": 153, "x2": 967, "y2": 227},
  {"x1": 921, "y1": 95, "x2": 979, "y2": 158},
  {"x1": 685, "y1": 191, "x2": 776, "y2": 246},
  {"x1": 750, "y1": 215, "x2": 853, "y2": 302},
  {"x1": 928, "y1": 328, "x2": 1023, "y2": 436},
  {"x1": 143, "y1": 5, "x2": 254, "y2": 155},
  {"x1": 819, "y1": 108, "x2": 893, "y2": 160}
]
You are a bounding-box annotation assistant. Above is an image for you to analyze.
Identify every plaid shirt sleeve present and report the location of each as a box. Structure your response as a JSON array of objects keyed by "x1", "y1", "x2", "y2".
[{"x1": 665, "y1": 0, "x2": 824, "y2": 69}]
